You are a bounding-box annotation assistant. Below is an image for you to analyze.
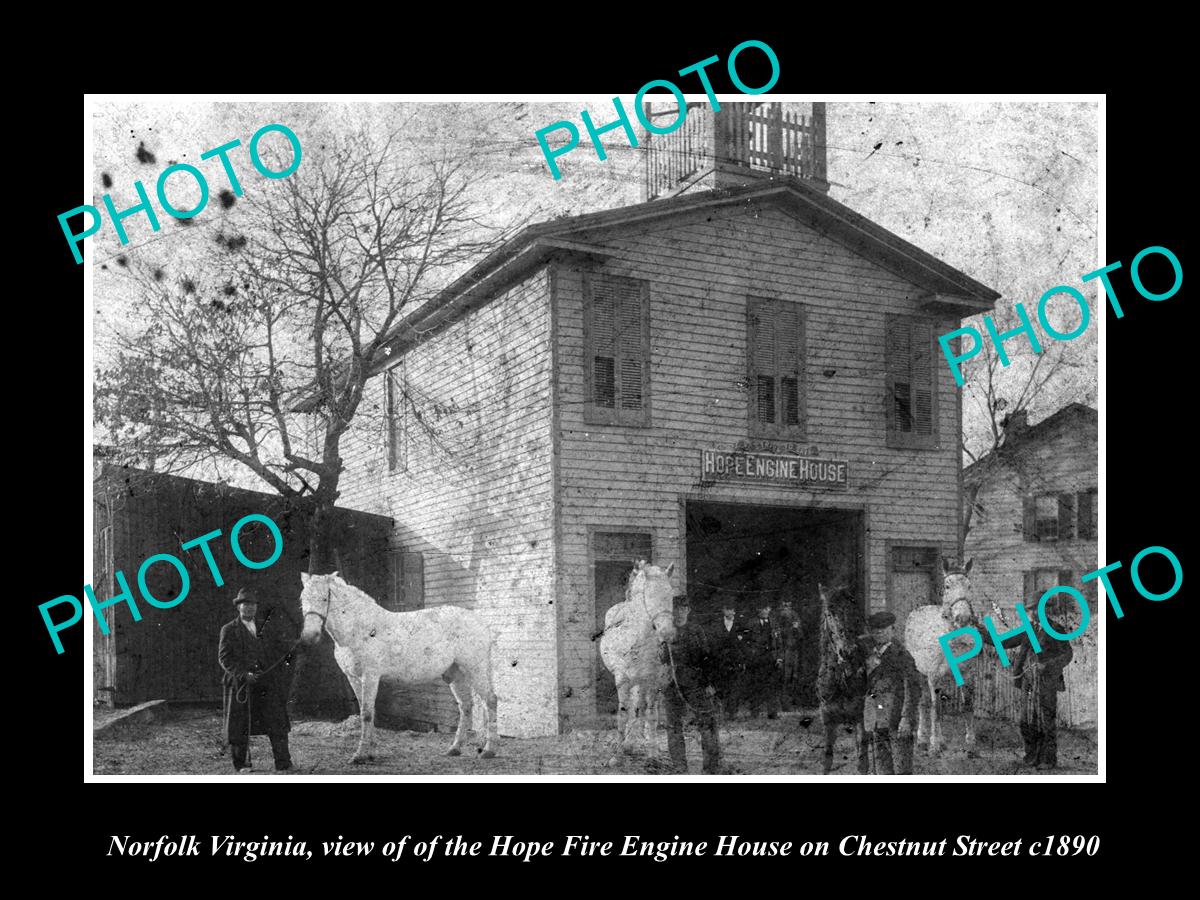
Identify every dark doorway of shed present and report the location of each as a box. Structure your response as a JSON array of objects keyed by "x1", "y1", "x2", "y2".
[{"x1": 685, "y1": 501, "x2": 864, "y2": 709}]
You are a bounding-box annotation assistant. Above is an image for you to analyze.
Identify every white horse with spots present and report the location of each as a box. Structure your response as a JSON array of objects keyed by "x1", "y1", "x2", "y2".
[
  {"x1": 599, "y1": 561, "x2": 677, "y2": 759},
  {"x1": 299, "y1": 572, "x2": 499, "y2": 763},
  {"x1": 903, "y1": 558, "x2": 980, "y2": 757}
]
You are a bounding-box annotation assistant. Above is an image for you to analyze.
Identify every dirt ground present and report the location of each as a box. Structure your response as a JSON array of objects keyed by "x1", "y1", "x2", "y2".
[{"x1": 93, "y1": 707, "x2": 1097, "y2": 776}]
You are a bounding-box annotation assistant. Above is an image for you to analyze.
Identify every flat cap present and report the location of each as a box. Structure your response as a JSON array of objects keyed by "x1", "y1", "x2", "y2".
[{"x1": 867, "y1": 611, "x2": 896, "y2": 630}]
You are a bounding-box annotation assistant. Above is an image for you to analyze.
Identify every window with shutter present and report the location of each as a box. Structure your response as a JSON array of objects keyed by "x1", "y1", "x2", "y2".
[
  {"x1": 385, "y1": 362, "x2": 407, "y2": 473},
  {"x1": 584, "y1": 273, "x2": 650, "y2": 425},
  {"x1": 885, "y1": 315, "x2": 938, "y2": 449},
  {"x1": 747, "y1": 297, "x2": 805, "y2": 438},
  {"x1": 1077, "y1": 487, "x2": 1097, "y2": 539}
]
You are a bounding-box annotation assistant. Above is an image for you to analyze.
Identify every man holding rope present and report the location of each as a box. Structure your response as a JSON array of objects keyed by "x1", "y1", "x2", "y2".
[
  {"x1": 661, "y1": 593, "x2": 721, "y2": 775},
  {"x1": 219, "y1": 588, "x2": 298, "y2": 773}
]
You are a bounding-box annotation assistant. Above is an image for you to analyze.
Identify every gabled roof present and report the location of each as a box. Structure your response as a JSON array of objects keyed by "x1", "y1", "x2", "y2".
[
  {"x1": 372, "y1": 175, "x2": 1000, "y2": 368},
  {"x1": 964, "y1": 403, "x2": 1098, "y2": 484},
  {"x1": 293, "y1": 176, "x2": 1001, "y2": 412}
]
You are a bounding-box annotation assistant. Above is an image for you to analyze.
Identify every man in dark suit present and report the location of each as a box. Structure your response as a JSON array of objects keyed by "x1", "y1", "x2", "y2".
[
  {"x1": 776, "y1": 597, "x2": 803, "y2": 711},
  {"x1": 219, "y1": 588, "x2": 298, "y2": 773},
  {"x1": 660, "y1": 594, "x2": 720, "y2": 774},
  {"x1": 710, "y1": 602, "x2": 745, "y2": 718},
  {"x1": 865, "y1": 611, "x2": 921, "y2": 775},
  {"x1": 1011, "y1": 597, "x2": 1074, "y2": 770},
  {"x1": 742, "y1": 602, "x2": 783, "y2": 719}
]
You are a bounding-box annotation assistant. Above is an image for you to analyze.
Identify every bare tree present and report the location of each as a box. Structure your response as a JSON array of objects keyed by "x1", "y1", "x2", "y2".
[
  {"x1": 958, "y1": 300, "x2": 1090, "y2": 544},
  {"x1": 95, "y1": 128, "x2": 511, "y2": 570}
]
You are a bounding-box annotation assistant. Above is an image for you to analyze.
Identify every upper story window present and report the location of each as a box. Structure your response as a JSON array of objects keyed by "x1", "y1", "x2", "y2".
[
  {"x1": 584, "y1": 272, "x2": 650, "y2": 426},
  {"x1": 747, "y1": 297, "x2": 806, "y2": 438},
  {"x1": 885, "y1": 315, "x2": 937, "y2": 449},
  {"x1": 385, "y1": 362, "x2": 407, "y2": 473},
  {"x1": 1023, "y1": 490, "x2": 1095, "y2": 542}
]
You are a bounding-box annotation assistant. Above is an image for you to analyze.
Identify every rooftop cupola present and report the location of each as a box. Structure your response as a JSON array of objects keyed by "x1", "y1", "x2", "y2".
[{"x1": 642, "y1": 101, "x2": 828, "y2": 201}]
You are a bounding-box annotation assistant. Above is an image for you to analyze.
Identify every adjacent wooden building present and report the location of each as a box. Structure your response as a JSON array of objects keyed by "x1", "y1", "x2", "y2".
[
  {"x1": 962, "y1": 403, "x2": 1099, "y2": 727},
  {"x1": 336, "y1": 102, "x2": 1001, "y2": 737},
  {"x1": 92, "y1": 459, "x2": 393, "y2": 714}
]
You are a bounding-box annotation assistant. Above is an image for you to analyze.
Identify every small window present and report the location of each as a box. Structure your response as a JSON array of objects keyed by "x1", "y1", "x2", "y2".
[
  {"x1": 747, "y1": 297, "x2": 806, "y2": 438},
  {"x1": 584, "y1": 273, "x2": 650, "y2": 426},
  {"x1": 385, "y1": 549, "x2": 424, "y2": 611},
  {"x1": 385, "y1": 363, "x2": 407, "y2": 473},
  {"x1": 885, "y1": 315, "x2": 937, "y2": 449},
  {"x1": 1035, "y1": 495, "x2": 1059, "y2": 541},
  {"x1": 1077, "y1": 487, "x2": 1098, "y2": 539},
  {"x1": 1024, "y1": 492, "x2": 1079, "y2": 542}
]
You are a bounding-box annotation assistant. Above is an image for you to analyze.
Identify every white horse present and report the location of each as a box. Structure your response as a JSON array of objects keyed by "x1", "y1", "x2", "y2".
[
  {"x1": 299, "y1": 572, "x2": 499, "y2": 763},
  {"x1": 599, "y1": 560, "x2": 677, "y2": 759},
  {"x1": 902, "y1": 558, "x2": 979, "y2": 757}
]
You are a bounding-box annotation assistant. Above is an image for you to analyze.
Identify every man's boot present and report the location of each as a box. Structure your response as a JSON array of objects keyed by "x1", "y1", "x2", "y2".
[
  {"x1": 873, "y1": 729, "x2": 895, "y2": 775},
  {"x1": 271, "y1": 734, "x2": 293, "y2": 771},
  {"x1": 1019, "y1": 723, "x2": 1039, "y2": 766},
  {"x1": 700, "y1": 721, "x2": 720, "y2": 774}
]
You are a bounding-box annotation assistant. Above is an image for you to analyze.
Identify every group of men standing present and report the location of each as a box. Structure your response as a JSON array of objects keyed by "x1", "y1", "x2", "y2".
[
  {"x1": 660, "y1": 590, "x2": 1075, "y2": 775},
  {"x1": 709, "y1": 598, "x2": 803, "y2": 719}
]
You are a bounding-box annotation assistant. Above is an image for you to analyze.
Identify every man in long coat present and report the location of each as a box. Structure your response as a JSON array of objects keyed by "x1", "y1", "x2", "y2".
[
  {"x1": 776, "y1": 597, "x2": 803, "y2": 711},
  {"x1": 742, "y1": 602, "x2": 783, "y2": 719},
  {"x1": 1011, "y1": 597, "x2": 1074, "y2": 770},
  {"x1": 864, "y1": 611, "x2": 921, "y2": 775},
  {"x1": 219, "y1": 588, "x2": 298, "y2": 772},
  {"x1": 710, "y1": 602, "x2": 745, "y2": 717},
  {"x1": 660, "y1": 594, "x2": 720, "y2": 774}
]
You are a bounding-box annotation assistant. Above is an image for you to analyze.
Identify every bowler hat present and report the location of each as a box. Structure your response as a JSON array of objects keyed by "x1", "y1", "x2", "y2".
[
  {"x1": 672, "y1": 592, "x2": 690, "y2": 607},
  {"x1": 867, "y1": 611, "x2": 896, "y2": 630},
  {"x1": 232, "y1": 588, "x2": 259, "y2": 607}
]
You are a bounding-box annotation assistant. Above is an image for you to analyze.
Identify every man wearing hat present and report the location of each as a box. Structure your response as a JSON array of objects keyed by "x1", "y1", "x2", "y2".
[
  {"x1": 1011, "y1": 595, "x2": 1074, "y2": 770},
  {"x1": 660, "y1": 593, "x2": 721, "y2": 774},
  {"x1": 742, "y1": 601, "x2": 783, "y2": 719},
  {"x1": 218, "y1": 588, "x2": 298, "y2": 773},
  {"x1": 777, "y1": 597, "x2": 804, "y2": 711},
  {"x1": 710, "y1": 601, "x2": 745, "y2": 718},
  {"x1": 864, "y1": 611, "x2": 921, "y2": 775}
]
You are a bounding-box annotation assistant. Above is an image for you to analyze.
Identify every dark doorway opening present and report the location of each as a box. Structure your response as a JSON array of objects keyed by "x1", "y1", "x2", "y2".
[{"x1": 685, "y1": 500, "x2": 864, "y2": 708}]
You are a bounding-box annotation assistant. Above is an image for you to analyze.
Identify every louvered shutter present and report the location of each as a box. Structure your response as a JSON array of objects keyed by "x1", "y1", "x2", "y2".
[
  {"x1": 912, "y1": 321, "x2": 933, "y2": 435},
  {"x1": 1058, "y1": 493, "x2": 1077, "y2": 541},
  {"x1": 591, "y1": 278, "x2": 617, "y2": 410},
  {"x1": 751, "y1": 301, "x2": 777, "y2": 424},
  {"x1": 778, "y1": 301, "x2": 802, "y2": 427},
  {"x1": 887, "y1": 318, "x2": 913, "y2": 432},
  {"x1": 1022, "y1": 496, "x2": 1037, "y2": 542},
  {"x1": 616, "y1": 278, "x2": 644, "y2": 412}
]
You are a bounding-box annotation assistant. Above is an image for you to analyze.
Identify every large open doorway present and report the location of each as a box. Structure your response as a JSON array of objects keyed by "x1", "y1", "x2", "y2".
[{"x1": 685, "y1": 500, "x2": 865, "y2": 708}]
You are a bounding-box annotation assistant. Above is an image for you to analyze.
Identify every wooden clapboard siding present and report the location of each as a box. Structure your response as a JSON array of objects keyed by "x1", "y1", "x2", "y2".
[
  {"x1": 553, "y1": 203, "x2": 964, "y2": 727},
  {"x1": 963, "y1": 406, "x2": 1098, "y2": 727},
  {"x1": 337, "y1": 270, "x2": 558, "y2": 738}
]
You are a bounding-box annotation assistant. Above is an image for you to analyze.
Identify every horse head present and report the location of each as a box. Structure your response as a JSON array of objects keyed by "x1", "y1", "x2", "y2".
[
  {"x1": 818, "y1": 582, "x2": 858, "y2": 668},
  {"x1": 627, "y1": 559, "x2": 677, "y2": 643},
  {"x1": 299, "y1": 570, "x2": 343, "y2": 646},
  {"x1": 941, "y1": 557, "x2": 976, "y2": 629}
]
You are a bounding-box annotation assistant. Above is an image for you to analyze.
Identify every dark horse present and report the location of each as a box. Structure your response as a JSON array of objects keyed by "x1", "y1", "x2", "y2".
[{"x1": 816, "y1": 583, "x2": 869, "y2": 775}]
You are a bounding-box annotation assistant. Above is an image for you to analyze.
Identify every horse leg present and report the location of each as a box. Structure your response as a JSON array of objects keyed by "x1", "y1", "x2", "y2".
[
  {"x1": 446, "y1": 671, "x2": 471, "y2": 757},
  {"x1": 628, "y1": 683, "x2": 645, "y2": 752},
  {"x1": 352, "y1": 673, "x2": 379, "y2": 764},
  {"x1": 614, "y1": 680, "x2": 632, "y2": 756},
  {"x1": 479, "y1": 681, "x2": 499, "y2": 759},
  {"x1": 916, "y1": 677, "x2": 929, "y2": 752},
  {"x1": 927, "y1": 674, "x2": 943, "y2": 757}
]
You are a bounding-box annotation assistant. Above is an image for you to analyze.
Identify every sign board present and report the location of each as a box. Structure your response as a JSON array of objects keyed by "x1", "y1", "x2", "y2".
[{"x1": 700, "y1": 449, "x2": 849, "y2": 490}]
